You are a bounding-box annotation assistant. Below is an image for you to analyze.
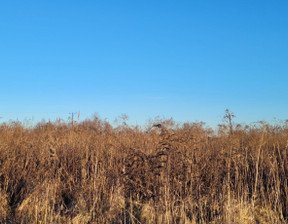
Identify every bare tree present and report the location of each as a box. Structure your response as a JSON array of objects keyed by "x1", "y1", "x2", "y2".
[{"x1": 223, "y1": 109, "x2": 235, "y2": 135}]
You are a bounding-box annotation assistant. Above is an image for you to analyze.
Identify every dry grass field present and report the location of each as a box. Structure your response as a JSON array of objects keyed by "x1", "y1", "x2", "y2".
[{"x1": 1, "y1": 113, "x2": 288, "y2": 223}]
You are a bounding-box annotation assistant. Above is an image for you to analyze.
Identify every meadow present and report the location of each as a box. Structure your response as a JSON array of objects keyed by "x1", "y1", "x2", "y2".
[{"x1": 0, "y1": 112, "x2": 288, "y2": 223}]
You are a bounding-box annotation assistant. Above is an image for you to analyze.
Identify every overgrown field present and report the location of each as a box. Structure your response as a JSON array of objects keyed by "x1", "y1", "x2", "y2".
[{"x1": 0, "y1": 115, "x2": 288, "y2": 223}]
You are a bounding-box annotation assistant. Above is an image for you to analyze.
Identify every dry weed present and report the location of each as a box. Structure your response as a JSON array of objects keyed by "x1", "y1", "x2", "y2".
[{"x1": 0, "y1": 117, "x2": 287, "y2": 223}]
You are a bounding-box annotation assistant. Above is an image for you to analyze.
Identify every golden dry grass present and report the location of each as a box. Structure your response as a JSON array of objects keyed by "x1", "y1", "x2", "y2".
[{"x1": 0, "y1": 115, "x2": 288, "y2": 223}]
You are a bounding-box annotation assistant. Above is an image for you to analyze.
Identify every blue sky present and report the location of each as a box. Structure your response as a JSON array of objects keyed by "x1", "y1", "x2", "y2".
[{"x1": 0, "y1": 1, "x2": 287, "y2": 127}]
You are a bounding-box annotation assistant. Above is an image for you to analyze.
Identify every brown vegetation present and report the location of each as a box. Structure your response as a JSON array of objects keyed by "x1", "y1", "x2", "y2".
[{"x1": 0, "y1": 113, "x2": 288, "y2": 223}]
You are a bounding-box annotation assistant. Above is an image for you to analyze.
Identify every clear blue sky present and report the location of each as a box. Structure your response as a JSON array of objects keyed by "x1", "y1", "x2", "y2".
[{"x1": 0, "y1": 1, "x2": 287, "y2": 127}]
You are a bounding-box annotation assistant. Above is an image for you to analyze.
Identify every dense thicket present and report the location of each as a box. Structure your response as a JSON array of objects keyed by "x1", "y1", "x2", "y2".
[{"x1": 0, "y1": 116, "x2": 288, "y2": 223}]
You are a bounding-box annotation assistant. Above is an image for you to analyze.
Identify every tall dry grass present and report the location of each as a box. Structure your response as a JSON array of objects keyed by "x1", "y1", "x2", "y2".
[{"x1": 0, "y1": 115, "x2": 288, "y2": 223}]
